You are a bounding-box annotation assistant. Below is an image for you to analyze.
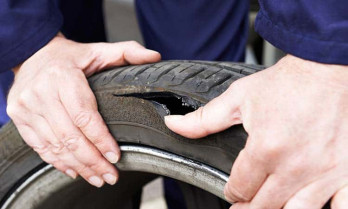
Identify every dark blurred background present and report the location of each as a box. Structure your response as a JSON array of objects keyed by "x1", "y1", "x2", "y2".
[{"x1": 104, "y1": 0, "x2": 285, "y2": 67}]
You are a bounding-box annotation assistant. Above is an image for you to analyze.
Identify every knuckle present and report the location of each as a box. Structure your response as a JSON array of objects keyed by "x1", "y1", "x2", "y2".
[
  {"x1": 227, "y1": 81, "x2": 238, "y2": 93},
  {"x1": 196, "y1": 107, "x2": 207, "y2": 129},
  {"x1": 244, "y1": 137, "x2": 258, "y2": 154},
  {"x1": 196, "y1": 106, "x2": 204, "y2": 121},
  {"x1": 69, "y1": 68, "x2": 86, "y2": 81},
  {"x1": 50, "y1": 143, "x2": 65, "y2": 155},
  {"x1": 91, "y1": 136, "x2": 104, "y2": 146},
  {"x1": 46, "y1": 66, "x2": 61, "y2": 76},
  {"x1": 80, "y1": 93, "x2": 98, "y2": 109},
  {"x1": 17, "y1": 90, "x2": 33, "y2": 106},
  {"x1": 73, "y1": 111, "x2": 93, "y2": 128},
  {"x1": 228, "y1": 79, "x2": 243, "y2": 93},
  {"x1": 224, "y1": 185, "x2": 232, "y2": 199},
  {"x1": 34, "y1": 148, "x2": 57, "y2": 164},
  {"x1": 84, "y1": 157, "x2": 102, "y2": 169},
  {"x1": 287, "y1": 162, "x2": 307, "y2": 177},
  {"x1": 127, "y1": 40, "x2": 139, "y2": 46},
  {"x1": 83, "y1": 155, "x2": 110, "y2": 171},
  {"x1": 75, "y1": 165, "x2": 90, "y2": 175},
  {"x1": 86, "y1": 93, "x2": 97, "y2": 104},
  {"x1": 33, "y1": 145, "x2": 50, "y2": 155},
  {"x1": 52, "y1": 162, "x2": 65, "y2": 171},
  {"x1": 224, "y1": 184, "x2": 251, "y2": 202},
  {"x1": 92, "y1": 128, "x2": 112, "y2": 145},
  {"x1": 260, "y1": 139, "x2": 284, "y2": 159},
  {"x1": 61, "y1": 136, "x2": 81, "y2": 151},
  {"x1": 6, "y1": 104, "x2": 19, "y2": 118},
  {"x1": 32, "y1": 83, "x2": 46, "y2": 97},
  {"x1": 45, "y1": 66, "x2": 68, "y2": 80}
]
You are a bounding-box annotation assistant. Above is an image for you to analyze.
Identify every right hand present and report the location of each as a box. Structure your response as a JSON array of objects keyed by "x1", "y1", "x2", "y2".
[
  {"x1": 165, "y1": 55, "x2": 348, "y2": 208},
  {"x1": 7, "y1": 34, "x2": 161, "y2": 187}
]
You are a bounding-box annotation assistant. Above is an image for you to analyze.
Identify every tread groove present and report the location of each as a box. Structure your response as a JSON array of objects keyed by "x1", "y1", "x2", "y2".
[
  {"x1": 109, "y1": 69, "x2": 125, "y2": 82},
  {"x1": 181, "y1": 68, "x2": 205, "y2": 83},
  {"x1": 152, "y1": 64, "x2": 180, "y2": 83},
  {"x1": 169, "y1": 67, "x2": 205, "y2": 86},
  {"x1": 89, "y1": 60, "x2": 264, "y2": 98},
  {"x1": 133, "y1": 65, "x2": 153, "y2": 77},
  {"x1": 205, "y1": 68, "x2": 223, "y2": 79},
  {"x1": 205, "y1": 75, "x2": 233, "y2": 92},
  {"x1": 178, "y1": 64, "x2": 194, "y2": 73}
]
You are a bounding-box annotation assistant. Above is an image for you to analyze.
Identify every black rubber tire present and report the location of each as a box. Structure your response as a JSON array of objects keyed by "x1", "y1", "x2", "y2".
[
  {"x1": 90, "y1": 60, "x2": 263, "y2": 174},
  {"x1": 0, "y1": 61, "x2": 261, "y2": 207}
]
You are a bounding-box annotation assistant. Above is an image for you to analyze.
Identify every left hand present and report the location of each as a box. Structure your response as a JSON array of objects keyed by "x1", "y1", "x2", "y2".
[
  {"x1": 7, "y1": 35, "x2": 161, "y2": 187},
  {"x1": 165, "y1": 55, "x2": 348, "y2": 209}
]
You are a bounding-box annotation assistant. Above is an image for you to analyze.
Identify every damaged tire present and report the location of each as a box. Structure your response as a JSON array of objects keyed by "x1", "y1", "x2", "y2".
[
  {"x1": 90, "y1": 60, "x2": 262, "y2": 174},
  {"x1": 0, "y1": 61, "x2": 264, "y2": 209}
]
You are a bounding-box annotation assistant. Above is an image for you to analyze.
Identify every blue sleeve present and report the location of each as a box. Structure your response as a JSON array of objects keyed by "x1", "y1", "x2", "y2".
[
  {"x1": 256, "y1": 0, "x2": 348, "y2": 65},
  {"x1": 0, "y1": 0, "x2": 63, "y2": 72}
]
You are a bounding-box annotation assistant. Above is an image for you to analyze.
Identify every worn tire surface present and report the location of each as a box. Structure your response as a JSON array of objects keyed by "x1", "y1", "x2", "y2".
[
  {"x1": 89, "y1": 61, "x2": 263, "y2": 174},
  {"x1": 0, "y1": 61, "x2": 263, "y2": 208}
]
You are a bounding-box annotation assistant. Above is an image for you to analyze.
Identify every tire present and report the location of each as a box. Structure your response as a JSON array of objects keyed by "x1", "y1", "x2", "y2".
[
  {"x1": 89, "y1": 60, "x2": 262, "y2": 174},
  {"x1": 0, "y1": 61, "x2": 265, "y2": 208}
]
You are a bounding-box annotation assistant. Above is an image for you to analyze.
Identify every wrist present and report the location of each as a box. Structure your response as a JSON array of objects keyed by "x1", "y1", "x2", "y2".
[
  {"x1": 279, "y1": 55, "x2": 348, "y2": 89},
  {"x1": 12, "y1": 32, "x2": 67, "y2": 75}
]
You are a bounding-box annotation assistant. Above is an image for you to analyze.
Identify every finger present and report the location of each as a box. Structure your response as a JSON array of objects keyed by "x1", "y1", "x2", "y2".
[
  {"x1": 164, "y1": 84, "x2": 244, "y2": 139},
  {"x1": 13, "y1": 112, "x2": 103, "y2": 185},
  {"x1": 284, "y1": 176, "x2": 343, "y2": 209},
  {"x1": 56, "y1": 147, "x2": 106, "y2": 187},
  {"x1": 120, "y1": 41, "x2": 161, "y2": 64},
  {"x1": 230, "y1": 202, "x2": 249, "y2": 209},
  {"x1": 15, "y1": 123, "x2": 77, "y2": 178},
  {"x1": 332, "y1": 185, "x2": 348, "y2": 209},
  {"x1": 247, "y1": 174, "x2": 303, "y2": 209},
  {"x1": 24, "y1": 114, "x2": 80, "y2": 179},
  {"x1": 26, "y1": 114, "x2": 107, "y2": 186},
  {"x1": 59, "y1": 74, "x2": 120, "y2": 163},
  {"x1": 85, "y1": 41, "x2": 161, "y2": 75},
  {"x1": 224, "y1": 149, "x2": 268, "y2": 203},
  {"x1": 42, "y1": 99, "x2": 118, "y2": 185}
]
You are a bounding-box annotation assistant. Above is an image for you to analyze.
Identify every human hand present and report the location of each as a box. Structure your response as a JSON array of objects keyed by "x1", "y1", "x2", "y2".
[
  {"x1": 7, "y1": 34, "x2": 161, "y2": 187},
  {"x1": 165, "y1": 55, "x2": 348, "y2": 208}
]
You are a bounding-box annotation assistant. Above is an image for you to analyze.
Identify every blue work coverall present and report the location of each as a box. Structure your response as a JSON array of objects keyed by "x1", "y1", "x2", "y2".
[{"x1": 0, "y1": 1, "x2": 347, "y2": 208}]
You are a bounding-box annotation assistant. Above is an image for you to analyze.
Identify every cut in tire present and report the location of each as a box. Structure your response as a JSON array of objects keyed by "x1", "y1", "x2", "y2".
[{"x1": 0, "y1": 61, "x2": 268, "y2": 209}]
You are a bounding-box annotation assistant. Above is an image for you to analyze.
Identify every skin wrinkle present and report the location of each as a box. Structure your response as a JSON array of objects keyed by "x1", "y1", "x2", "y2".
[
  {"x1": 165, "y1": 55, "x2": 348, "y2": 208},
  {"x1": 228, "y1": 149, "x2": 269, "y2": 201},
  {"x1": 198, "y1": 107, "x2": 209, "y2": 136},
  {"x1": 288, "y1": 56, "x2": 348, "y2": 91},
  {"x1": 7, "y1": 33, "x2": 161, "y2": 186}
]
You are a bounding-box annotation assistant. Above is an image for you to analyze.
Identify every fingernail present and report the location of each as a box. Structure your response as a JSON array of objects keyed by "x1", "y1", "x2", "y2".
[
  {"x1": 164, "y1": 115, "x2": 183, "y2": 122},
  {"x1": 147, "y1": 49, "x2": 160, "y2": 54},
  {"x1": 103, "y1": 173, "x2": 117, "y2": 185},
  {"x1": 65, "y1": 169, "x2": 77, "y2": 179},
  {"x1": 105, "y1": 152, "x2": 119, "y2": 163},
  {"x1": 88, "y1": 176, "x2": 104, "y2": 187}
]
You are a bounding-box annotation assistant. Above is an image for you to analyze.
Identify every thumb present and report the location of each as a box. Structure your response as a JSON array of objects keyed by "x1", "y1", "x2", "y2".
[
  {"x1": 331, "y1": 185, "x2": 348, "y2": 209},
  {"x1": 84, "y1": 41, "x2": 161, "y2": 75},
  {"x1": 164, "y1": 84, "x2": 243, "y2": 139}
]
